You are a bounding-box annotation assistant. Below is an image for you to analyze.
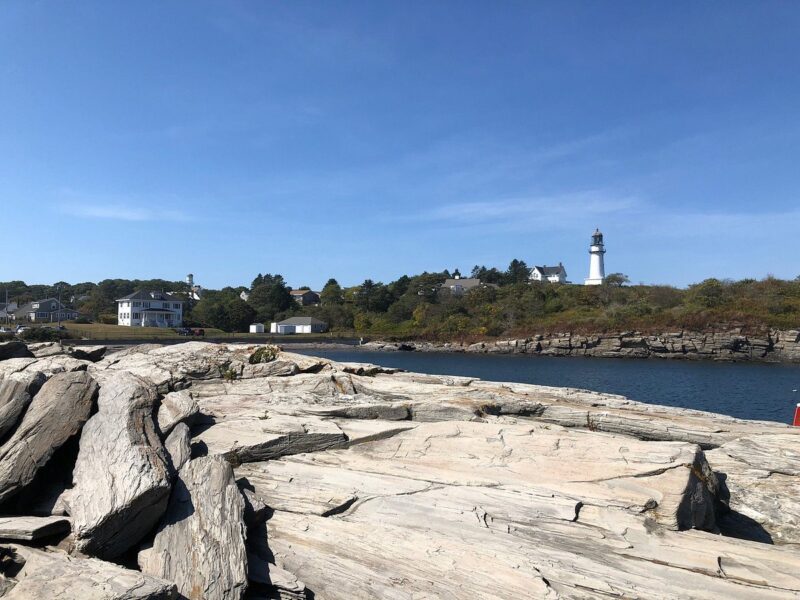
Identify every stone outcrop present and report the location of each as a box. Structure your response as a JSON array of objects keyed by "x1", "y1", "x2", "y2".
[
  {"x1": 0, "y1": 372, "x2": 97, "y2": 503},
  {"x1": 0, "y1": 341, "x2": 798, "y2": 599},
  {"x1": 139, "y1": 456, "x2": 248, "y2": 600},
  {"x1": 68, "y1": 372, "x2": 172, "y2": 559},
  {"x1": 365, "y1": 327, "x2": 800, "y2": 362},
  {"x1": 0, "y1": 544, "x2": 177, "y2": 599}
]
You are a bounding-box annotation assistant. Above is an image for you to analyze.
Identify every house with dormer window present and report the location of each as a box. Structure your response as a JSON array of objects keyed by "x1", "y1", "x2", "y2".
[
  {"x1": 12, "y1": 298, "x2": 79, "y2": 322},
  {"x1": 116, "y1": 291, "x2": 184, "y2": 328}
]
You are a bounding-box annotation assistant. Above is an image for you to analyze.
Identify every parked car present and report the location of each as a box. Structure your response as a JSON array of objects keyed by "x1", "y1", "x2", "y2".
[
  {"x1": 193, "y1": 328, "x2": 205, "y2": 337},
  {"x1": 175, "y1": 327, "x2": 193, "y2": 336},
  {"x1": 14, "y1": 325, "x2": 28, "y2": 333},
  {"x1": 0, "y1": 327, "x2": 11, "y2": 334}
]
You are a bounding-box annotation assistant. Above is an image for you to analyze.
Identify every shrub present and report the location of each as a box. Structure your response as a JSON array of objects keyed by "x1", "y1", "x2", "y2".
[
  {"x1": 19, "y1": 327, "x2": 73, "y2": 342},
  {"x1": 98, "y1": 314, "x2": 118, "y2": 325},
  {"x1": 249, "y1": 345, "x2": 280, "y2": 364},
  {"x1": 74, "y1": 316, "x2": 92, "y2": 324}
]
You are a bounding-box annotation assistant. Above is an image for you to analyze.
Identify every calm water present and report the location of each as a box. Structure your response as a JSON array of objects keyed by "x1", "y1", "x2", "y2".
[{"x1": 293, "y1": 348, "x2": 800, "y2": 423}]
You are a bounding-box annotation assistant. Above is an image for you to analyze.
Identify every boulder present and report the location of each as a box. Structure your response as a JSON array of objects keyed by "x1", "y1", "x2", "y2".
[
  {"x1": 0, "y1": 342, "x2": 33, "y2": 361},
  {"x1": 156, "y1": 389, "x2": 199, "y2": 436},
  {"x1": 68, "y1": 372, "x2": 172, "y2": 559},
  {"x1": 164, "y1": 422, "x2": 191, "y2": 471},
  {"x1": 0, "y1": 378, "x2": 35, "y2": 440},
  {"x1": 139, "y1": 456, "x2": 248, "y2": 600},
  {"x1": 70, "y1": 345, "x2": 107, "y2": 362},
  {"x1": 0, "y1": 515, "x2": 70, "y2": 541},
  {"x1": 0, "y1": 372, "x2": 97, "y2": 503},
  {"x1": 0, "y1": 544, "x2": 177, "y2": 599}
]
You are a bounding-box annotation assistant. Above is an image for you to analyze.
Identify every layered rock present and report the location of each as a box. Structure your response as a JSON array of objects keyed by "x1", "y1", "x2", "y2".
[
  {"x1": 0, "y1": 341, "x2": 797, "y2": 599},
  {"x1": 0, "y1": 372, "x2": 97, "y2": 503},
  {"x1": 0, "y1": 544, "x2": 177, "y2": 599},
  {"x1": 139, "y1": 456, "x2": 248, "y2": 600},
  {"x1": 366, "y1": 327, "x2": 800, "y2": 362},
  {"x1": 68, "y1": 372, "x2": 172, "y2": 559}
]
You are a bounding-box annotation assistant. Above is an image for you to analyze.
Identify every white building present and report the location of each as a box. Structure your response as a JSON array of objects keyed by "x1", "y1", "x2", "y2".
[
  {"x1": 186, "y1": 274, "x2": 203, "y2": 301},
  {"x1": 117, "y1": 291, "x2": 185, "y2": 328},
  {"x1": 249, "y1": 323, "x2": 265, "y2": 334},
  {"x1": 584, "y1": 229, "x2": 606, "y2": 286},
  {"x1": 441, "y1": 276, "x2": 484, "y2": 296},
  {"x1": 270, "y1": 317, "x2": 328, "y2": 334},
  {"x1": 530, "y1": 263, "x2": 567, "y2": 283}
]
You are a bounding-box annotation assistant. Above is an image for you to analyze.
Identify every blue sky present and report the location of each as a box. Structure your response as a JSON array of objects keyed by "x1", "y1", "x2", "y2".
[{"x1": 1, "y1": 1, "x2": 799, "y2": 289}]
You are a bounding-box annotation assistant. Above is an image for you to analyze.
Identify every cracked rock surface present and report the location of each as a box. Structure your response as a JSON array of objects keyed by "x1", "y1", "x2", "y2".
[{"x1": 0, "y1": 342, "x2": 798, "y2": 599}]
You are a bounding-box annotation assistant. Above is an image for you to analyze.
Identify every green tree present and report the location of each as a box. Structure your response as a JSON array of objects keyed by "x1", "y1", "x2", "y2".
[
  {"x1": 506, "y1": 259, "x2": 530, "y2": 284},
  {"x1": 320, "y1": 278, "x2": 344, "y2": 305}
]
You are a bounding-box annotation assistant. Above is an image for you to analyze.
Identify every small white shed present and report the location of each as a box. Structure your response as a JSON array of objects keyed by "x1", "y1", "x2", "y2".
[
  {"x1": 270, "y1": 317, "x2": 328, "y2": 334},
  {"x1": 249, "y1": 323, "x2": 265, "y2": 334}
]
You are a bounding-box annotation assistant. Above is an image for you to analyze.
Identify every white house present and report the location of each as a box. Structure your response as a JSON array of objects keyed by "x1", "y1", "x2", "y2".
[
  {"x1": 249, "y1": 323, "x2": 265, "y2": 334},
  {"x1": 530, "y1": 263, "x2": 567, "y2": 284},
  {"x1": 270, "y1": 317, "x2": 328, "y2": 334},
  {"x1": 117, "y1": 291, "x2": 185, "y2": 328}
]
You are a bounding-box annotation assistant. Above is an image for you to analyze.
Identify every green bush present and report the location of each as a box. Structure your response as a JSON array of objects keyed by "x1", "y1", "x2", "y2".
[
  {"x1": 249, "y1": 345, "x2": 279, "y2": 364},
  {"x1": 19, "y1": 328, "x2": 73, "y2": 342}
]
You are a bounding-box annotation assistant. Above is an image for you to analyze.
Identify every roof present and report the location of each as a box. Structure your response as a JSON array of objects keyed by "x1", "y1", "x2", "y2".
[
  {"x1": 275, "y1": 317, "x2": 327, "y2": 326},
  {"x1": 140, "y1": 307, "x2": 177, "y2": 313},
  {"x1": 442, "y1": 278, "x2": 482, "y2": 289},
  {"x1": 13, "y1": 299, "x2": 75, "y2": 315},
  {"x1": 290, "y1": 289, "x2": 319, "y2": 296},
  {"x1": 533, "y1": 265, "x2": 565, "y2": 276},
  {"x1": 116, "y1": 290, "x2": 185, "y2": 303}
]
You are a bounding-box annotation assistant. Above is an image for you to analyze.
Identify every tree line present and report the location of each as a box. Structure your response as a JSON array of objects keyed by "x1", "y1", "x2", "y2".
[{"x1": 3, "y1": 260, "x2": 800, "y2": 336}]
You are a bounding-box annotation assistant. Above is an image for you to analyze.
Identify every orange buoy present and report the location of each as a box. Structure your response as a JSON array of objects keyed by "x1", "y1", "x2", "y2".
[{"x1": 794, "y1": 404, "x2": 800, "y2": 427}]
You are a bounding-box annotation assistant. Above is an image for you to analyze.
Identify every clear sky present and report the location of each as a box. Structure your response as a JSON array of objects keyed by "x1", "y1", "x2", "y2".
[{"x1": 1, "y1": 1, "x2": 799, "y2": 289}]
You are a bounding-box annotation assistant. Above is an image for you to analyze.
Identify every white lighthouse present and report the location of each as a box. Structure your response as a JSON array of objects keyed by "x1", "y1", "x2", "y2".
[{"x1": 584, "y1": 228, "x2": 606, "y2": 286}]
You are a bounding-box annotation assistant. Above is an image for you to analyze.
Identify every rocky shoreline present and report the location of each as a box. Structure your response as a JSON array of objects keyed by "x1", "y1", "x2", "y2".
[
  {"x1": 0, "y1": 340, "x2": 798, "y2": 598},
  {"x1": 362, "y1": 327, "x2": 800, "y2": 363}
]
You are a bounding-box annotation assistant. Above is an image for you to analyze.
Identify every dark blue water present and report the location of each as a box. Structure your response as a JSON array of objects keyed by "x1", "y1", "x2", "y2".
[{"x1": 293, "y1": 349, "x2": 800, "y2": 424}]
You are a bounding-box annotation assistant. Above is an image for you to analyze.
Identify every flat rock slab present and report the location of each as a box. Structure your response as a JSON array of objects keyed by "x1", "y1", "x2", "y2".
[
  {"x1": 267, "y1": 499, "x2": 800, "y2": 600},
  {"x1": 255, "y1": 421, "x2": 718, "y2": 531},
  {"x1": 139, "y1": 455, "x2": 247, "y2": 600},
  {"x1": 193, "y1": 413, "x2": 346, "y2": 464},
  {"x1": 0, "y1": 371, "x2": 97, "y2": 504},
  {"x1": 0, "y1": 515, "x2": 70, "y2": 541},
  {"x1": 68, "y1": 371, "x2": 172, "y2": 559},
  {"x1": 0, "y1": 544, "x2": 177, "y2": 599}
]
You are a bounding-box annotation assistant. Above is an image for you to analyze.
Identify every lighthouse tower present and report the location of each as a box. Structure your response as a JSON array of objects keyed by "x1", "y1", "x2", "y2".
[{"x1": 584, "y1": 229, "x2": 606, "y2": 286}]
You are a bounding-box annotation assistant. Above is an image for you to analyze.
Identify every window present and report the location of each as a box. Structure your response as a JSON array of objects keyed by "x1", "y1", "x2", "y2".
[
  {"x1": 143, "y1": 302, "x2": 150, "y2": 308},
  {"x1": 173, "y1": 303, "x2": 181, "y2": 309},
  {"x1": 133, "y1": 312, "x2": 141, "y2": 319},
  {"x1": 133, "y1": 301, "x2": 141, "y2": 307}
]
